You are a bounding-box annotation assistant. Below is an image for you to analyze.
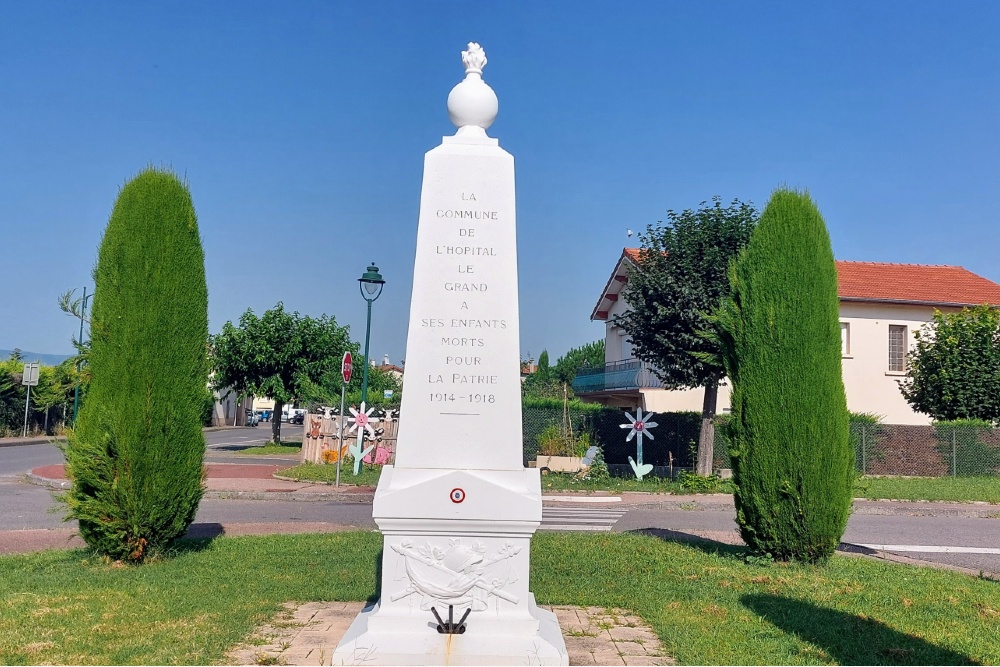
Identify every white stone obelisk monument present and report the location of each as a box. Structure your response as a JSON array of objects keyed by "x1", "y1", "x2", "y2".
[{"x1": 332, "y1": 43, "x2": 568, "y2": 666}]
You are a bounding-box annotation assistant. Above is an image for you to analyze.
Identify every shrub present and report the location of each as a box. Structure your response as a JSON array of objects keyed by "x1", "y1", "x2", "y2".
[
  {"x1": 850, "y1": 412, "x2": 887, "y2": 475},
  {"x1": 522, "y1": 404, "x2": 599, "y2": 465},
  {"x1": 578, "y1": 446, "x2": 609, "y2": 482},
  {"x1": 719, "y1": 189, "x2": 852, "y2": 563},
  {"x1": 677, "y1": 471, "x2": 730, "y2": 493},
  {"x1": 536, "y1": 423, "x2": 593, "y2": 457},
  {"x1": 200, "y1": 387, "x2": 216, "y2": 426},
  {"x1": 61, "y1": 168, "x2": 209, "y2": 563}
]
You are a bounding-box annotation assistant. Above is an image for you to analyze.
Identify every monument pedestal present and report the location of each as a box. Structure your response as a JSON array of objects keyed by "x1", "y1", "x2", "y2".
[{"x1": 332, "y1": 466, "x2": 567, "y2": 665}]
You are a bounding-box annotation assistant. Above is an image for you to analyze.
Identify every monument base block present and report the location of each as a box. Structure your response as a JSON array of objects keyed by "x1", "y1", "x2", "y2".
[
  {"x1": 333, "y1": 597, "x2": 566, "y2": 666},
  {"x1": 331, "y1": 466, "x2": 568, "y2": 665}
]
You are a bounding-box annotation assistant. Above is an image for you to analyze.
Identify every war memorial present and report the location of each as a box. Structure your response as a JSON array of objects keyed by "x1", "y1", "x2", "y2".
[{"x1": 331, "y1": 43, "x2": 569, "y2": 665}]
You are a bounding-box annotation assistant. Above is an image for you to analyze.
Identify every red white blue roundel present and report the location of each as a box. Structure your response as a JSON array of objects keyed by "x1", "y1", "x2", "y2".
[{"x1": 450, "y1": 488, "x2": 466, "y2": 503}]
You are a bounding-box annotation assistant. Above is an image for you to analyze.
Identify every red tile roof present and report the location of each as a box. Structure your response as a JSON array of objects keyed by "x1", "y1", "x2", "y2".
[
  {"x1": 592, "y1": 251, "x2": 1000, "y2": 321},
  {"x1": 836, "y1": 261, "x2": 1000, "y2": 307}
]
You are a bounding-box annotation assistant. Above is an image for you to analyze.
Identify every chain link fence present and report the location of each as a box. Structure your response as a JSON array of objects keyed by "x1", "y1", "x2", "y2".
[
  {"x1": 852, "y1": 422, "x2": 1000, "y2": 477},
  {"x1": 522, "y1": 408, "x2": 1000, "y2": 478},
  {"x1": 328, "y1": 405, "x2": 1000, "y2": 479}
]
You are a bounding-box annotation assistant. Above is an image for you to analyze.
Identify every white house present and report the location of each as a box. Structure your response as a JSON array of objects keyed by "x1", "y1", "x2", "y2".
[{"x1": 574, "y1": 248, "x2": 1000, "y2": 425}]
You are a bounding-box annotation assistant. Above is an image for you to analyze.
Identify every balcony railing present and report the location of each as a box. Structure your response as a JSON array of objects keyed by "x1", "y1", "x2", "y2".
[{"x1": 572, "y1": 359, "x2": 663, "y2": 393}]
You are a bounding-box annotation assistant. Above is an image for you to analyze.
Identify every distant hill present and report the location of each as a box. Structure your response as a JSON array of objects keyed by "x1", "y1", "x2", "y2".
[{"x1": 0, "y1": 350, "x2": 73, "y2": 366}]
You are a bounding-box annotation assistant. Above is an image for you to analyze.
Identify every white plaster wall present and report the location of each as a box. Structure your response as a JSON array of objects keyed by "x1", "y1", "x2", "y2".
[
  {"x1": 838, "y1": 302, "x2": 961, "y2": 425},
  {"x1": 604, "y1": 299, "x2": 631, "y2": 364},
  {"x1": 212, "y1": 390, "x2": 253, "y2": 426},
  {"x1": 597, "y1": 300, "x2": 964, "y2": 424},
  {"x1": 640, "y1": 384, "x2": 732, "y2": 414}
]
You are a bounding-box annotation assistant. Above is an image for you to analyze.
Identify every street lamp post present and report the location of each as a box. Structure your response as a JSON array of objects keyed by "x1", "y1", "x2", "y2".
[{"x1": 357, "y1": 263, "x2": 385, "y2": 406}]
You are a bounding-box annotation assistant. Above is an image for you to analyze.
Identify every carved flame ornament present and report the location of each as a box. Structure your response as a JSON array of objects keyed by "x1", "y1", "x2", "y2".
[{"x1": 461, "y1": 42, "x2": 487, "y2": 74}]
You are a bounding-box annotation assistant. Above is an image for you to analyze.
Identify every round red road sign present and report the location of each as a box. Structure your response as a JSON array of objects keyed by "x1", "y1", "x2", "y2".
[
  {"x1": 450, "y1": 488, "x2": 466, "y2": 503},
  {"x1": 342, "y1": 351, "x2": 353, "y2": 384}
]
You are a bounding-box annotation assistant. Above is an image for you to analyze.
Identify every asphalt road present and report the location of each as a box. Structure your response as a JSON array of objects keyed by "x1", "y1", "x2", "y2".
[
  {"x1": 204, "y1": 424, "x2": 304, "y2": 453},
  {"x1": 619, "y1": 506, "x2": 1000, "y2": 574},
  {"x1": 0, "y1": 425, "x2": 306, "y2": 475},
  {"x1": 3, "y1": 430, "x2": 1000, "y2": 575}
]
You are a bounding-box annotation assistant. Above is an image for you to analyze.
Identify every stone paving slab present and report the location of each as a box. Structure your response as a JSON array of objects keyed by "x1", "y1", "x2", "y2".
[{"x1": 225, "y1": 602, "x2": 675, "y2": 666}]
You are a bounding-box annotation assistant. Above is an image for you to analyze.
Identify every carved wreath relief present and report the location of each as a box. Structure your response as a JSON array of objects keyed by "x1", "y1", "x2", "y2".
[{"x1": 390, "y1": 538, "x2": 521, "y2": 611}]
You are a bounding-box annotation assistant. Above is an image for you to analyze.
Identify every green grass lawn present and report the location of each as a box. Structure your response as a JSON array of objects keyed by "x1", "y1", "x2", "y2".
[
  {"x1": 854, "y1": 476, "x2": 1000, "y2": 504},
  {"x1": 275, "y1": 461, "x2": 382, "y2": 486},
  {"x1": 538, "y1": 471, "x2": 735, "y2": 494},
  {"x1": 271, "y1": 464, "x2": 1000, "y2": 504},
  {"x1": 274, "y1": 464, "x2": 735, "y2": 494},
  {"x1": 1, "y1": 532, "x2": 998, "y2": 665},
  {"x1": 235, "y1": 441, "x2": 303, "y2": 456}
]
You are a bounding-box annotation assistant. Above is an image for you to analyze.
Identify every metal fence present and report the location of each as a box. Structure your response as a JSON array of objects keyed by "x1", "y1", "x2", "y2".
[
  {"x1": 323, "y1": 405, "x2": 1000, "y2": 479},
  {"x1": 851, "y1": 422, "x2": 1000, "y2": 477},
  {"x1": 521, "y1": 406, "x2": 702, "y2": 469},
  {"x1": 522, "y1": 408, "x2": 1000, "y2": 479},
  {"x1": 702, "y1": 421, "x2": 1000, "y2": 478}
]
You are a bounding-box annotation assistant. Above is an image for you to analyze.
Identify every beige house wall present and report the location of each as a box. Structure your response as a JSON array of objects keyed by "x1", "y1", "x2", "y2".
[
  {"x1": 839, "y1": 301, "x2": 964, "y2": 425},
  {"x1": 640, "y1": 384, "x2": 733, "y2": 414},
  {"x1": 595, "y1": 299, "x2": 964, "y2": 424},
  {"x1": 604, "y1": 299, "x2": 632, "y2": 364}
]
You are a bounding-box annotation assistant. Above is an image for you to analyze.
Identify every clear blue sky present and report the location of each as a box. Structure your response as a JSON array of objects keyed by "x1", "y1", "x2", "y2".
[{"x1": 3, "y1": 1, "x2": 999, "y2": 366}]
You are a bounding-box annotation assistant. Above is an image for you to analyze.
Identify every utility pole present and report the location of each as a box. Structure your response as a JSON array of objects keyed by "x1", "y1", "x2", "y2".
[{"x1": 71, "y1": 286, "x2": 92, "y2": 426}]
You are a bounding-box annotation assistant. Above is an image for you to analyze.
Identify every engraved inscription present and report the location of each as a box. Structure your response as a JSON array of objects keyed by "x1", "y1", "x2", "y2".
[{"x1": 418, "y1": 189, "x2": 511, "y2": 409}]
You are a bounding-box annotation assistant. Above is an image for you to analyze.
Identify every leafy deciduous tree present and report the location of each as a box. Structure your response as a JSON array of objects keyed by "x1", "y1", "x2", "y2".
[
  {"x1": 899, "y1": 305, "x2": 1000, "y2": 422},
  {"x1": 617, "y1": 197, "x2": 757, "y2": 475},
  {"x1": 210, "y1": 303, "x2": 356, "y2": 442}
]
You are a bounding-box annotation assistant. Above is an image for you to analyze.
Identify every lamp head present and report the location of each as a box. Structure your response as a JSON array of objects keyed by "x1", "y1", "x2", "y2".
[{"x1": 358, "y1": 262, "x2": 385, "y2": 301}]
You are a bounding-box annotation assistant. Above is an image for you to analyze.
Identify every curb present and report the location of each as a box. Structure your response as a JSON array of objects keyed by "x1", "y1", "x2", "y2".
[
  {"x1": 24, "y1": 472, "x2": 70, "y2": 490},
  {"x1": 839, "y1": 542, "x2": 1000, "y2": 581},
  {"x1": 0, "y1": 436, "x2": 65, "y2": 449}
]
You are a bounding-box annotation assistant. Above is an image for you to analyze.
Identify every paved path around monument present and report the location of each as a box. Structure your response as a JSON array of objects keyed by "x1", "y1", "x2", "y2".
[{"x1": 225, "y1": 601, "x2": 674, "y2": 666}]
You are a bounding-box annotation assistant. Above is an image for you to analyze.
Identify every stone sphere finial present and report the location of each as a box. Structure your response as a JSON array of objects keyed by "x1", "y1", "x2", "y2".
[{"x1": 447, "y1": 42, "x2": 498, "y2": 136}]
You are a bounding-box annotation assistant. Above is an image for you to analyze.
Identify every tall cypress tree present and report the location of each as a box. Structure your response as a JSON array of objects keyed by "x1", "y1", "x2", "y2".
[
  {"x1": 719, "y1": 188, "x2": 851, "y2": 563},
  {"x1": 62, "y1": 168, "x2": 208, "y2": 563}
]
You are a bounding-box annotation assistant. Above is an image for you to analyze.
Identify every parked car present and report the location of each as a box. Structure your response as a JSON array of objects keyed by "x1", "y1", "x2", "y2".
[{"x1": 290, "y1": 411, "x2": 305, "y2": 425}]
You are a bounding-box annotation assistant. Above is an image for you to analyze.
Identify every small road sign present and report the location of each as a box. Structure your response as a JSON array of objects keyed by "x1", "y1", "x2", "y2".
[
  {"x1": 21, "y1": 362, "x2": 40, "y2": 437},
  {"x1": 21, "y1": 362, "x2": 39, "y2": 386},
  {"x1": 342, "y1": 351, "x2": 353, "y2": 384}
]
